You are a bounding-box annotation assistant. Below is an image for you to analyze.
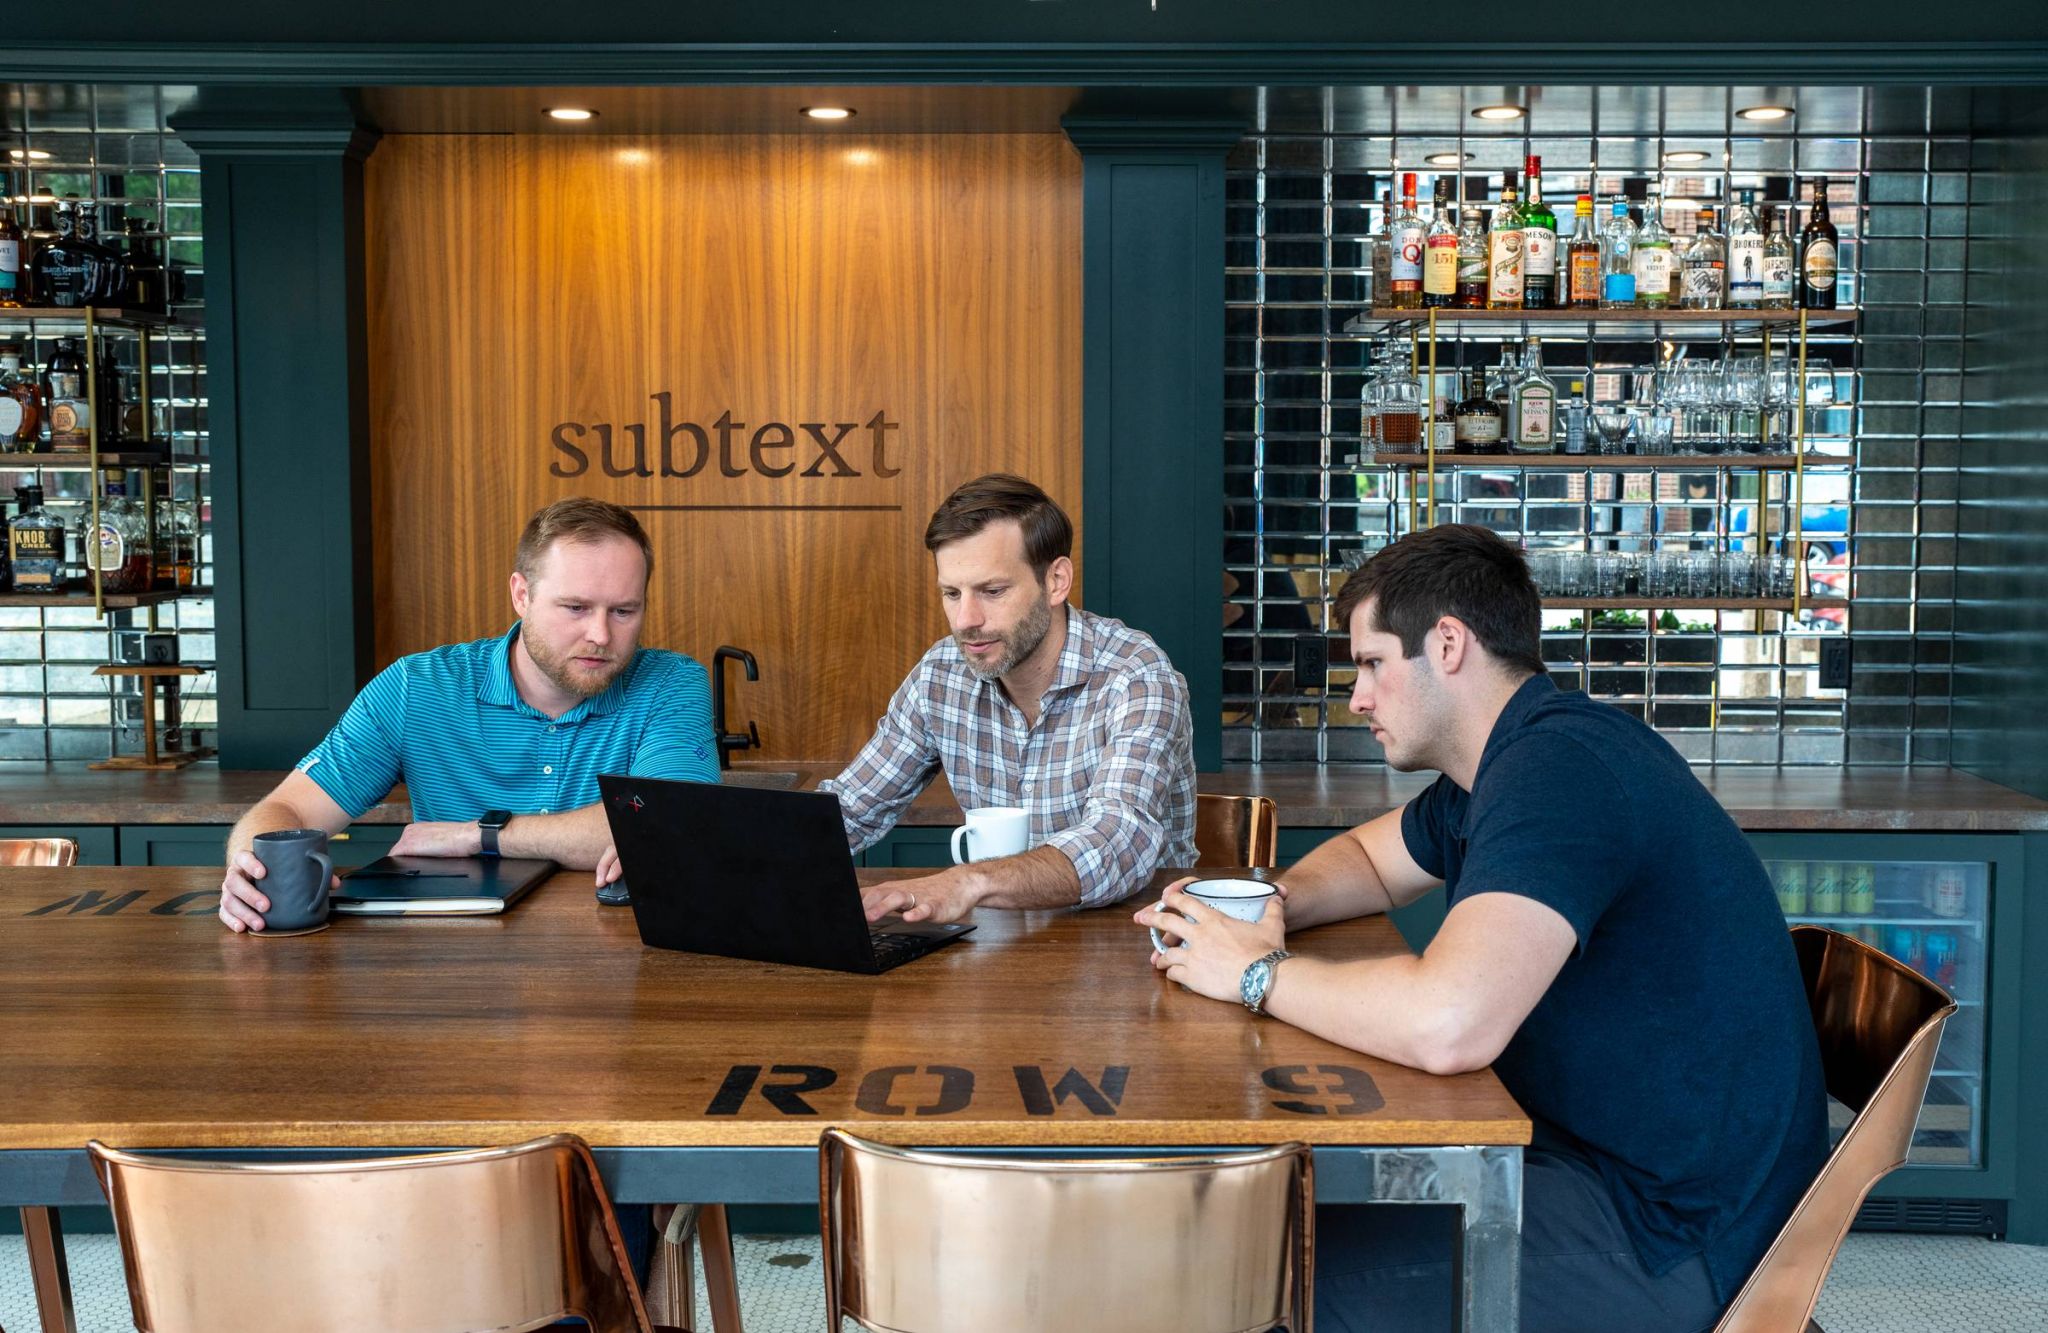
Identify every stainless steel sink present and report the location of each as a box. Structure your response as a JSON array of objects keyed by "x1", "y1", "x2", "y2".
[{"x1": 721, "y1": 769, "x2": 804, "y2": 790}]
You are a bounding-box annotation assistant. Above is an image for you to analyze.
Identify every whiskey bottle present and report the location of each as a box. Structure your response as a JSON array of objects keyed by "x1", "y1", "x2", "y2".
[
  {"x1": 1520, "y1": 156, "x2": 1557, "y2": 310},
  {"x1": 43, "y1": 338, "x2": 91, "y2": 450},
  {"x1": 9, "y1": 484, "x2": 68, "y2": 593},
  {"x1": 71, "y1": 202, "x2": 126, "y2": 303},
  {"x1": 1453, "y1": 369, "x2": 1504, "y2": 453},
  {"x1": 1388, "y1": 173, "x2": 1426, "y2": 310},
  {"x1": 0, "y1": 344, "x2": 42, "y2": 449},
  {"x1": 1487, "y1": 174, "x2": 1524, "y2": 309},
  {"x1": 1566, "y1": 195, "x2": 1601, "y2": 309},
  {"x1": 0, "y1": 201, "x2": 25, "y2": 308},
  {"x1": 119, "y1": 217, "x2": 168, "y2": 312},
  {"x1": 1368, "y1": 189, "x2": 1393, "y2": 308},
  {"x1": 86, "y1": 476, "x2": 152, "y2": 593},
  {"x1": 1454, "y1": 208, "x2": 1488, "y2": 309},
  {"x1": 28, "y1": 199, "x2": 94, "y2": 308},
  {"x1": 1423, "y1": 177, "x2": 1458, "y2": 309},
  {"x1": 1799, "y1": 179, "x2": 1839, "y2": 310}
]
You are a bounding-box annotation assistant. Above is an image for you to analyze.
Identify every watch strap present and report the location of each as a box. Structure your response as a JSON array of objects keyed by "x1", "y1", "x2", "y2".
[
  {"x1": 478, "y1": 810, "x2": 513, "y2": 857},
  {"x1": 1242, "y1": 948, "x2": 1293, "y2": 1015}
]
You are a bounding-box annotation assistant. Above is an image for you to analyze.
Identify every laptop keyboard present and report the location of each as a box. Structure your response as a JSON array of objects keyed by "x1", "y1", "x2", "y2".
[{"x1": 868, "y1": 930, "x2": 934, "y2": 969}]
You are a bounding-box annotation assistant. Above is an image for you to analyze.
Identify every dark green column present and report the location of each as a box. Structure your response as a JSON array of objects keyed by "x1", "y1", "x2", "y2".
[
  {"x1": 172, "y1": 91, "x2": 379, "y2": 769},
  {"x1": 1064, "y1": 119, "x2": 1242, "y2": 772}
]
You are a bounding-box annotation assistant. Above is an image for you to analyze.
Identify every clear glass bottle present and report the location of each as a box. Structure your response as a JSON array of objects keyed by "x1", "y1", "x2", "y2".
[
  {"x1": 1632, "y1": 194, "x2": 1674, "y2": 309},
  {"x1": 0, "y1": 343, "x2": 42, "y2": 449},
  {"x1": 1725, "y1": 190, "x2": 1765, "y2": 308},
  {"x1": 1367, "y1": 189, "x2": 1393, "y2": 309},
  {"x1": 1601, "y1": 198, "x2": 1638, "y2": 309},
  {"x1": 1561, "y1": 379, "x2": 1590, "y2": 455},
  {"x1": 1510, "y1": 338, "x2": 1558, "y2": 454},
  {"x1": 1566, "y1": 195, "x2": 1601, "y2": 309},
  {"x1": 1680, "y1": 207, "x2": 1726, "y2": 310},
  {"x1": 1454, "y1": 207, "x2": 1488, "y2": 309},
  {"x1": 1423, "y1": 176, "x2": 1459, "y2": 309},
  {"x1": 1388, "y1": 172, "x2": 1426, "y2": 310},
  {"x1": 1762, "y1": 205, "x2": 1797, "y2": 309},
  {"x1": 42, "y1": 338, "x2": 91, "y2": 450},
  {"x1": 8, "y1": 484, "x2": 68, "y2": 593},
  {"x1": 1490, "y1": 345, "x2": 1519, "y2": 437},
  {"x1": 87, "y1": 476, "x2": 153, "y2": 593},
  {"x1": 1487, "y1": 172, "x2": 1524, "y2": 309},
  {"x1": 1520, "y1": 155, "x2": 1557, "y2": 310}
]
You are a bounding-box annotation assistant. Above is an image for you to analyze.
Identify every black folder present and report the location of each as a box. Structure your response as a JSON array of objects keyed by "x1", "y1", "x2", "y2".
[{"x1": 331, "y1": 855, "x2": 558, "y2": 916}]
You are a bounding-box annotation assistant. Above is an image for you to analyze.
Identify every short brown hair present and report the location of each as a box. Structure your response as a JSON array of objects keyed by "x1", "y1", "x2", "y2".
[
  {"x1": 923, "y1": 473, "x2": 1073, "y2": 579},
  {"x1": 515, "y1": 497, "x2": 654, "y2": 583},
  {"x1": 1333, "y1": 525, "x2": 1545, "y2": 677}
]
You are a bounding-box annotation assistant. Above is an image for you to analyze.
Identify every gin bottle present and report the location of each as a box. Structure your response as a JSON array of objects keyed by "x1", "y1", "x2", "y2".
[{"x1": 1726, "y1": 190, "x2": 1766, "y2": 308}]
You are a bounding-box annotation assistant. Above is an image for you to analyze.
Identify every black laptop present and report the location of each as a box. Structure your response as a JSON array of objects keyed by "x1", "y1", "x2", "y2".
[{"x1": 597, "y1": 774, "x2": 974, "y2": 974}]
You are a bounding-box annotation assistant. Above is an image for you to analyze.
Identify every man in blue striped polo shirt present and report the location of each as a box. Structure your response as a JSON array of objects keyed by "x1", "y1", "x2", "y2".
[{"x1": 217, "y1": 497, "x2": 719, "y2": 933}]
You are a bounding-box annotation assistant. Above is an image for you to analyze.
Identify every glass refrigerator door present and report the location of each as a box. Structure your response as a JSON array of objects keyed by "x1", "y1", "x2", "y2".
[{"x1": 1763, "y1": 856, "x2": 1988, "y2": 1168}]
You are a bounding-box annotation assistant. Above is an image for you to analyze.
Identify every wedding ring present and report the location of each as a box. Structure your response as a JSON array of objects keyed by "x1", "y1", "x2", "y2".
[{"x1": 907, "y1": 893, "x2": 918, "y2": 910}]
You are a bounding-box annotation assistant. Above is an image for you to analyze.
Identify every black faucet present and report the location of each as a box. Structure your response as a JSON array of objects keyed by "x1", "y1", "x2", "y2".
[{"x1": 710, "y1": 645, "x2": 760, "y2": 770}]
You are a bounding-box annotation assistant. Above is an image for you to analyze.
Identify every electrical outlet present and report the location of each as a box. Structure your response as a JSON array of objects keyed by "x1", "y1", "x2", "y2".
[
  {"x1": 1293, "y1": 635, "x2": 1329, "y2": 692},
  {"x1": 1819, "y1": 638, "x2": 1853, "y2": 691}
]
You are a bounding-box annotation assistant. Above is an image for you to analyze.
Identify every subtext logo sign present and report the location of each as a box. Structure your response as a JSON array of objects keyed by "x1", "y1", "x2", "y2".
[{"x1": 549, "y1": 393, "x2": 902, "y2": 481}]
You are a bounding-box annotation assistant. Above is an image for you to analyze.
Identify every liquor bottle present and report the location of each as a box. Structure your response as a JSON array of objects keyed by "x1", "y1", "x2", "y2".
[
  {"x1": 0, "y1": 201, "x2": 26, "y2": 308},
  {"x1": 1454, "y1": 208, "x2": 1488, "y2": 309},
  {"x1": 71, "y1": 202, "x2": 126, "y2": 303},
  {"x1": 1368, "y1": 189, "x2": 1393, "y2": 309},
  {"x1": 117, "y1": 216, "x2": 168, "y2": 312},
  {"x1": 1453, "y1": 369, "x2": 1504, "y2": 452},
  {"x1": 1680, "y1": 207, "x2": 1726, "y2": 310},
  {"x1": 1632, "y1": 193, "x2": 1674, "y2": 310},
  {"x1": 1423, "y1": 177, "x2": 1458, "y2": 308},
  {"x1": 1510, "y1": 338, "x2": 1558, "y2": 454},
  {"x1": 0, "y1": 492, "x2": 11, "y2": 590},
  {"x1": 1389, "y1": 172, "x2": 1426, "y2": 310},
  {"x1": 8, "y1": 484, "x2": 67, "y2": 593},
  {"x1": 43, "y1": 338, "x2": 91, "y2": 450},
  {"x1": 1799, "y1": 179, "x2": 1839, "y2": 310},
  {"x1": 1762, "y1": 205, "x2": 1797, "y2": 309},
  {"x1": 1726, "y1": 190, "x2": 1765, "y2": 308},
  {"x1": 1601, "y1": 199, "x2": 1638, "y2": 309},
  {"x1": 28, "y1": 199, "x2": 94, "y2": 308},
  {"x1": 1490, "y1": 345, "x2": 1519, "y2": 437},
  {"x1": 1566, "y1": 195, "x2": 1601, "y2": 309},
  {"x1": 1520, "y1": 156, "x2": 1557, "y2": 310},
  {"x1": 1487, "y1": 172, "x2": 1524, "y2": 309},
  {"x1": 0, "y1": 343, "x2": 42, "y2": 448},
  {"x1": 1561, "y1": 380, "x2": 1590, "y2": 455},
  {"x1": 1429, "y1": 374, "x2": 1456, "y2": 455},
  {"x1": 85, "y1": 476, "x2": 153, "y2": 593}
]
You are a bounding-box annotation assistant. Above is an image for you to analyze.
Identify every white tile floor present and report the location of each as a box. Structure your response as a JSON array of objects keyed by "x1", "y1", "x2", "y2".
[{"x1": 3, "y1": 1228, "x2": 2045, "y2": 1331}]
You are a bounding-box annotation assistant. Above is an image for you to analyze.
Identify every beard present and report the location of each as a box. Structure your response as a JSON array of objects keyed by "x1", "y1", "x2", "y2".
[
  {"x1": 523, "y1": 631, "x2": 631, "y2": 699},
  {"x1": 958, "y1": 592, "x2": 1054, "y2": 682}
]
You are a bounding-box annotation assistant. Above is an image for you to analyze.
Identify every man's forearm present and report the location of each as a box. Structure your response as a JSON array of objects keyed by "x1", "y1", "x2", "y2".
[
  {"x1": 1277, "y1": 830, "x2": 1397, "y2": 929},
  {"x1": 227, "y1": 797, "x2": 343, "y2": 862},
  {"x1": 500, "y1": 804, "x2": 611, "y2": 869},
  {"x1": 965, "y1": 845, "x2": 1085, "y2": 911},
  {"x1": 1261, "y1": 952, "x2": 1467, "y2": 1074}
]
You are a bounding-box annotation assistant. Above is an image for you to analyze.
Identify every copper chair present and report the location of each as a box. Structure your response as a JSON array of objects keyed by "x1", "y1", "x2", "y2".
[
  {"x1": 820, "y1": 1128, "x2": 1313, "y2": 1333},
  {"x1": 89, "y1": 1133, "x2": 688, "y2": 1333},
  {"x1": 1195, "y1": 793, "x2": 1278, "y2": 869},
  {"x1": 0, "y1": 837, "x2": 79, "y2": 867},
  {"x1": 1713, "y1": 925, "x2": 1958, "y2": 1333}
]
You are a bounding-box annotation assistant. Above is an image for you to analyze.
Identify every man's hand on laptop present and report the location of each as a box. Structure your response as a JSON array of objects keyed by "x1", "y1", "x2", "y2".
[
  {"x1": 862, "y1": 868, "x2": 980, "y2": 925},
  {"x1": 390, "y1": 821, "x2": 485, "y2": 859}
]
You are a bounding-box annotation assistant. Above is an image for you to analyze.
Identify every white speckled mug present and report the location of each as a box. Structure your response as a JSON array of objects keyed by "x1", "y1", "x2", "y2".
[{"x1": 1149, "y1": 878, "x2": 1276, "y2": 953}]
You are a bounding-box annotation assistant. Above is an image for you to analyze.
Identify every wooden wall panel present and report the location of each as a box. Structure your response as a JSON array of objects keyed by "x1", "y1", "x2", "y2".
[{"x1": 364, "y1": 134, "x2": 1081, "y2": 760}]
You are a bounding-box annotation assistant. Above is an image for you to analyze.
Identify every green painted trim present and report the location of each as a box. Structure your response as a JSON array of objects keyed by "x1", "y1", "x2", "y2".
[{"x1": 6, "y1": 43, "x2": 2048, "y2": 87}]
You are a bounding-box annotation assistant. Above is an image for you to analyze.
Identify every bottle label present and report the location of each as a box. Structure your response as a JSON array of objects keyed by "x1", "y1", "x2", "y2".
[
  {"x1": 1488, "y1": 232, "x2": 1524, "y2": 301},
  {"x1": 1431, "y1": 419, "x2": 1455, "y2": 453},
  {"x1": 1682, "y1": 262, "x2": 1725, "y2": 304},
  {"x1": 1424, "y1": 236, "x2": 1459, "y2": 295},
  {"x1": 50, "y1": 400, "x2": 90, "y2": 446},
  {"x1": 88, "y1": 523, "x2": 127, "y2": 573},
  {"x1": 1391, "y1": 224, "x2": 1426, "y2": 285},
  {"x1": 1763, "y1": 253, "x2": 1795, "y2": 299},
  {"x1": 1455, "y1": 412, "x2": 1502, "y2": 445},
  {"x1": 1522, "y1": 228, "x2": 1557, "y2": 278},
  {"x1": 0, "y1": 400, "x2": 19, "y2": 437},
  {"x1": 10, "y1": 525, "x2": 62, "y2": 586},
  {"x1": 1728, "y1": 237, "x2": 1765, "y2": 298},
  {"x1": 1570, "y1": 250, "x2": 1601, "y2": 303},
  {"x1": 1603, "y1": 270, "x2": 1637, "y2": 304},
  {"x1": 1456, "y1": 248, "x2": 1487, "y2": 289},
  {"x1": 1805, "y1": 240, "x2": 1838, "y2": 289},
  {"x1": 1633, "y1": 248, "x2": 1673, "y2": 293},
  {"x1": 1517, "y1": 394, "x2": 1553, "y2": 445},
  {"x1": 0, "y1": 239, "x2": 18, "y2": 290}
]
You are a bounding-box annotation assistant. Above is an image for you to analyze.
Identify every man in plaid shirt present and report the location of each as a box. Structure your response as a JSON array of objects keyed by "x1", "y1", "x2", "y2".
[{"x1": 825, "y1": 473, "x2": 1197, "y2": 922}]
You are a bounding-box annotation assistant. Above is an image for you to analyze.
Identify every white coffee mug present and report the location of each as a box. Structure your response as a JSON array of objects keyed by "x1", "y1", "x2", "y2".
[
  {"x1": 950, "y1": 806, "x2": 1030, "y2": 864},
  {"x1": 1149, "y1": 878, "x2": 1277, "y2": 953}
]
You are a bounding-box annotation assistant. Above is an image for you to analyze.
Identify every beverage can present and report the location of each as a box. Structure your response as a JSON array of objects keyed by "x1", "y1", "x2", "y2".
[
  {"x1": 1885, "y1": 925, "x2": 1923, "y2": 973},
  {"x1": 1809, "y1": 862, "x2": 1843, "y2": 916},
  {"x1": 1845, "y1": 864, "x2": 1876, "y2": 916},
  {"x1": 1923, "y1": 931, "x2": 1959, "y2": 989},
  {"x1": 1931, "y1": 868, "x2": 1968, "y2": 918},
  {"x1": 1773, "y1": 862, "x2": 1807, "y2": 916}
]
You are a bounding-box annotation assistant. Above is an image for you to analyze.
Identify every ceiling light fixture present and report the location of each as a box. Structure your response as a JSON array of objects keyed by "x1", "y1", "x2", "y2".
[
  {"x1": 8, "y1": 148, "x2": 51, "y2": 161},
  {"x1": 1738, "y1": 105, "x2": 1794, "y2": 122},
  {"x1": 1663, "y1": 150, "x2": 1711, "y2": 165},
  {"x1": 1424, "y1": 152, "x2": 1473, "y2": 167},
  {"x1": 544, "y1": 107, "x2": 598, "y2": 122},
  {"x1": 1472, "y1": 105, "x2": 1526, "y2": 121},
  {"x1": 801, "y1": 106, "x2": 856, "y2": 121}
]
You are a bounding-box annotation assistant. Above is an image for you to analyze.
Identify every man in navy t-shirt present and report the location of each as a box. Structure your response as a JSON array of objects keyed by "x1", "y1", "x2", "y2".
[{"x1": 1138, "y1": 524, "x2": 1828, "y2": 1332}]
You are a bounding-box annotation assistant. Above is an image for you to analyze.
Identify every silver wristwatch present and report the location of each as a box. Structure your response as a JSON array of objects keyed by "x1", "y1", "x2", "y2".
[{"x1": 1241, "y1": 949, "x2": 1293, "y2": 1015}]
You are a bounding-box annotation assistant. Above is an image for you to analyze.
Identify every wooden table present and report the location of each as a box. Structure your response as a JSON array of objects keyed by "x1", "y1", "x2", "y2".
[{"x1": 0, "y1": 866, "x2": 1530, "y2": 1331}]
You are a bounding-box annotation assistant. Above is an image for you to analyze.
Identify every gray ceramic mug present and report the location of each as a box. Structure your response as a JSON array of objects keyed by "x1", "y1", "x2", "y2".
[{"x1": 251, "y1": 828, "x2": 334, "y2": 931}]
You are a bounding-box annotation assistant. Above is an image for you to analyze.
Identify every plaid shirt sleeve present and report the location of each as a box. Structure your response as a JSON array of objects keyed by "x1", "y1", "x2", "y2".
[
  {"x1": 1040, "y1": 666, "x2": 1194, "y2": 908},
  {"x1": 818, "y1": 664, "x2": 943, "y2": 854}
]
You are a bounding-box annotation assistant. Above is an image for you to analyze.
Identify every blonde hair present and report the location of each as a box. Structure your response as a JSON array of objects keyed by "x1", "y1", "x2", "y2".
[{"x1": 514, "y1": 497, "x2": 654, "y2": 583}]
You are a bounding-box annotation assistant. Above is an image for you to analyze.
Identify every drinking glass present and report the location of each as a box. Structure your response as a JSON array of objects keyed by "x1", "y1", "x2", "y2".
[
  {"x1": 1682, "y1": 551, "x2": 1719, "y2": 598},
  {"x1": 1635, "y1": 405, "x2": 1676, "y2": 455},
  {"x1": 1557, "y1": 550, "x2": 1593, "y2": 598},
  {"x1": 1762, "y1": 351, "x2": 1798, "y2": 453},
  {"x1": 1722, "y1": 356, "x2": 1767, "y2": 453},
  {"x1": 1377, "y1": 373, "x2": 1426, "y2": 454},
  {"x1": 1592, "y1": 407, "x2": 1635, "y2": 455}
]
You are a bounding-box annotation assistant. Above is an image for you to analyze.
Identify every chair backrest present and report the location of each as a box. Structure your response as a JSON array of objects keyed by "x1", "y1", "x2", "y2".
[
  {"x1": 1713, "y1": 926, "x2": 1956, "y2": 1333},
  {"x1": 820, "y1": 1129, "x2": 1313, "y2": 1333},
  {"x1": 90, "y1": 1133, "x2": 653, "y2": 1333},
  {"x1": 0, "y1": 837, "x2": 78, "y2": 867},
  {"x1": 1194, "y1": 793, "x2": 1278, "y2": 869}
]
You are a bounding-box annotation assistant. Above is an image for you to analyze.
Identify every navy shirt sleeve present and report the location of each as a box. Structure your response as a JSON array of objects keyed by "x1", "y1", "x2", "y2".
[
  {"x1": 1398, "y1": 775, "x2": 1459, "y2": 881},
  {"x1": 1452, "y1": 730, "x2": 1639, "y2": 948},
  {"x1": 295, "y1": 658, "x2": 409, "y2": 821}
]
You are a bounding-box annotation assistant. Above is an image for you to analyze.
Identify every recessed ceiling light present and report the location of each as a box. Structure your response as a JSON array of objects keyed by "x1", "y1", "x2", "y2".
[
  {"x1": 8, "y1": 148, "x2": 51, "y2": 161},
  {"x1": 801, "y1": 106, "x2": 856, "y2": 121},
  {"x1": 544, "y1": 107, "x2": 598, "y2": 122},
  {"x1": 1663, "y1": 150, "x2": 1712, "y2": 165},
  {"x1": 1424, "y1": 152, "x2": 1473, "y2": 167},
  {"x1": 1472, "y1": 105, "x2": 1526, "y2": 121},
  {"x1": 1738, "y1": 105, "x2": 1794, "y2": 122}
]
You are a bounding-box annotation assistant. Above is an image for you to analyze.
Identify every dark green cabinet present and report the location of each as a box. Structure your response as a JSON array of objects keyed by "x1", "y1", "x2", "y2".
[{"x1": 115, "y1": 823, "x2": 404, "y2": 867}]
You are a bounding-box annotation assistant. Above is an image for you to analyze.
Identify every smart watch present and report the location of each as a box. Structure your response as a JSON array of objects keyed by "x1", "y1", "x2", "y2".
[
  {"x1": 478, "y1": 810, "x2": 514, "y2": 857},
  {"x1": 1241, "y1": 949, "x2": 1293, "y2": 1015}
]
